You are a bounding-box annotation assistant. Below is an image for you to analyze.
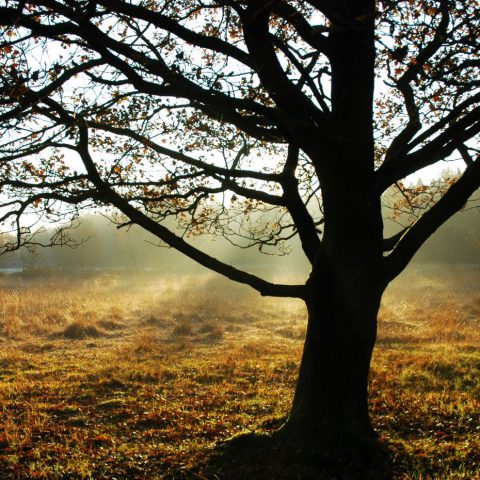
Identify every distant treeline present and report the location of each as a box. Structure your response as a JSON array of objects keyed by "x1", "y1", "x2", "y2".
[
  {"x1": 409, "y1": 207, "x2": 480, "y2": 264},
  {"x1": 0, "y1": 215, "x2": 310, "y2": 276},
  {"x1": 384, "y1": 184, "x2": 480, "y2": 264},
  {"x1": 1, "y1": 203, "x2": 480, "y2": 274},
  {"x1": 0, "y1": 215, "x2": 213, "y2": 272}
]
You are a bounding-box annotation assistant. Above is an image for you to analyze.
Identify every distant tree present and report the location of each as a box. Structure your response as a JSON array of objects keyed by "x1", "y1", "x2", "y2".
[{"x1": 1, "y1": 0, "x2": 479, "y2": 448}]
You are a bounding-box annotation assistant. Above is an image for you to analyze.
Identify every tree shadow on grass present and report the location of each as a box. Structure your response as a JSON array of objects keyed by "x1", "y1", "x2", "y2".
[{"x1": 194, "y1": 430, "x2": 393, "y2": 480}]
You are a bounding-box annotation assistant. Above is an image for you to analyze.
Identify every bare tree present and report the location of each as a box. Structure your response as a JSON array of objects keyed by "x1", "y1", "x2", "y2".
[{"x1": 0, "y1": 0, "x2": 479, "y2": 444}]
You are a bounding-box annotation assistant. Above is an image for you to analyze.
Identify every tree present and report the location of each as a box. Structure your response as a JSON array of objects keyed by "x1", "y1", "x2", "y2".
[{"x1": 0, "y1": 0, "x2": 479, "y2": 446}]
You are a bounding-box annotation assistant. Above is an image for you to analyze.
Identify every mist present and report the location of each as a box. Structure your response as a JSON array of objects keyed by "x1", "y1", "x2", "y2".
[
  {"x1": 2, "y1": 200, "x2": 480, "y2": 279},
  {"x1": 0, "y1": 213, "x2": 312, "y2": 281}
]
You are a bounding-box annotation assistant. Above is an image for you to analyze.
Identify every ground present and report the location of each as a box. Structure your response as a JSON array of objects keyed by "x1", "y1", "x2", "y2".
[{"x1": 0, "y1": 266, "x2": 478, "y2": 479}]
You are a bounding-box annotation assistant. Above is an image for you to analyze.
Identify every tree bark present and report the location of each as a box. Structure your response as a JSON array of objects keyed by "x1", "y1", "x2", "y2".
[
  {"x1": 284, "y1": 274, "x2": 383, "y2": 443},
  {"x1": 283, "y1": 180, "x2": 386, "y2": 445}
]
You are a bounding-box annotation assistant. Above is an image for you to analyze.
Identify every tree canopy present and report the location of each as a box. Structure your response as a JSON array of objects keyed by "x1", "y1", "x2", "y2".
[{"x1": 0, "y1": 0, "x2": 479, "y2": 292}]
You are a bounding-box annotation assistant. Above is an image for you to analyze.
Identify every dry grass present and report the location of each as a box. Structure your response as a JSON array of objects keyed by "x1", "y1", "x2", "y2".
[{"x1": 0, "y1": 266, "x2": 478, "y2": 479}]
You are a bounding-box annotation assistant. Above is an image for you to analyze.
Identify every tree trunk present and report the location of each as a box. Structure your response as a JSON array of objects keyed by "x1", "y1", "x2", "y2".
[
  {"x1": 282, "y1": 172, "x2": 386, "y2": 445},
  {"x1": 280, "y1": 0, "x2": 380, "y2": 442},
  {"x1": 283, "y1": 256, "x2": 385, "y2": 444}
]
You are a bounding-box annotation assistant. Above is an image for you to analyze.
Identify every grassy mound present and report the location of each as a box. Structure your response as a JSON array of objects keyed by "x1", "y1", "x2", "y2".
[{"x1": 60, "y1": 322, "x2": 106, "y2": 339}]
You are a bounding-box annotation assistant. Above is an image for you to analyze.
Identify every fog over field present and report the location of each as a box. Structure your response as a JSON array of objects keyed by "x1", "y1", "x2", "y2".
[{"x1": 2, "y1": 196, "x2": 480, "y2": 276}]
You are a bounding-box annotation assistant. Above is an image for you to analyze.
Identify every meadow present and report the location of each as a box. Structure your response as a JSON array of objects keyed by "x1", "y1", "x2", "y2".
[{"x1": 0, "y1": 266, "x2": 478, "y2": 479}]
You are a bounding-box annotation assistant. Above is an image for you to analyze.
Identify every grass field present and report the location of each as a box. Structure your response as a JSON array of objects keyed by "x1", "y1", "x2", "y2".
[{"x1": 0, "y1": 266, "x2": 478, "y2": 479}]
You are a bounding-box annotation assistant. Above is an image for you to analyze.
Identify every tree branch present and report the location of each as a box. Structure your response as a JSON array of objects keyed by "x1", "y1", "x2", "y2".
[
  {"x1": 87, "y1": 120, "x2": 281, "y2": 182},
  {"x1": 280, "y1": 145, "x2": 322, "y2": 264},
  {"x1": 95, "y1": 0, "x2": 252, "y2": 67},
  {"x1": 384, "y1": 155, "x2": 480, "y2": 281},
  {"x1": 382, "y1": 3, "x2": 450, "y2": 167},
  {"x1": 271, "y1": 1, "x2": 331, "y2": 55},
  {"x1": 377, "y1": 106, "x2": 480, "y2": 191},
  {"x1": 241, "y1": 2, "x2": 325, "y2": 130},
  {"x1": 75, "y1": 125, "x2": 305, "y2": 298}
]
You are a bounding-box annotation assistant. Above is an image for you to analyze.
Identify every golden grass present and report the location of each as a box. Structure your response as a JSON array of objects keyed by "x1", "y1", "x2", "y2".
[{"x1": 0, "y1": 267, "x2": 478, "y2": 479}]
